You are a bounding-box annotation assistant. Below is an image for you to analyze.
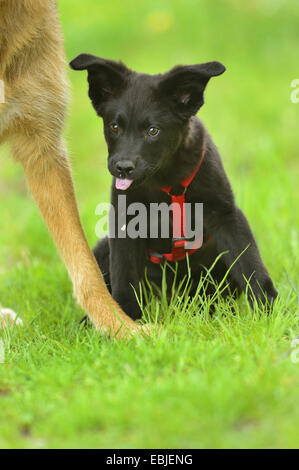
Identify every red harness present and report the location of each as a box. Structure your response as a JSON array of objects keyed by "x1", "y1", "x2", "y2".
[{"x1": 149, "y1": 140, "x2": 207, "y2": 264}]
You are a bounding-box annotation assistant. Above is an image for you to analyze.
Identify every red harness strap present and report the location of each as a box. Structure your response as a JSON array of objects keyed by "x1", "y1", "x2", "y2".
[{"x1": 149, "y1": 140, "x2": 207, "y2": 264}]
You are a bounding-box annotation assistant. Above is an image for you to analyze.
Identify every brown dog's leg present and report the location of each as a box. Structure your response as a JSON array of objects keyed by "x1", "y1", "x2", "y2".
[{"x1": 18, "y1": 140, "x2": 139, "y2": 338}]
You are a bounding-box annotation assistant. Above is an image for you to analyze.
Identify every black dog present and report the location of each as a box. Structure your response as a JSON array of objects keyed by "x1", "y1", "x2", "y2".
[{"x1": 70, "y1": 54, "x2": 278, "y2": 320}]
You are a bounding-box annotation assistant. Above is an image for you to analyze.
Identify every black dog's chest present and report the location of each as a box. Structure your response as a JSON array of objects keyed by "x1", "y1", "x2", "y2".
[
  {"x1": 146, "y1": 191, "x2": 173, "y2": 253},
  {"x1": 119, "y1": 187, "x2": 205, "y2": 255}
]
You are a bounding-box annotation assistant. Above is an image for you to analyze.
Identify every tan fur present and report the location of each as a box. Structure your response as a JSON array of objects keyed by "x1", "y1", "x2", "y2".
[{"x1": 0, "y1": 0, "x2": 141, "y2": 337}]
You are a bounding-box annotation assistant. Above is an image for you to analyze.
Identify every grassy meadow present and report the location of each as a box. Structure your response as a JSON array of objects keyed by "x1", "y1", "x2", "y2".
[{"x1": 0, "y1": 0, "x2": 298, "y2": 449}]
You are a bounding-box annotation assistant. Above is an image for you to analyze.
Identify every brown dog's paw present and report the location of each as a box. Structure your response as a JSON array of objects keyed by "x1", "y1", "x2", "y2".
[
  {"x1": 138, "y1": 322, "x2": 162, "y2": 338},
  {"x1": 104, "y1": 322, "x2": 162, "y2": 340},
  {"x1": 0, "y1": 307, "x2": 23, "y2": 328},
  {"x1": 78, "y1": 313, "x2": 161, "y2": 339}
]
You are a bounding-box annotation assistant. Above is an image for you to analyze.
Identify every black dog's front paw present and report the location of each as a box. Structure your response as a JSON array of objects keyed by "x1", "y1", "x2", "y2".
[
  {"x1": 113, "y1": 290, "x2": 143, "y2": 321},
  {"x1": 248, "y1": 276, "x2": 278, "y2": 313}
]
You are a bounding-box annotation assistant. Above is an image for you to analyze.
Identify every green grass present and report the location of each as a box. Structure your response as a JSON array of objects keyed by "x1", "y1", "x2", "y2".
[{"x1": 0, "y1": 0, "x2": 298, "y2": 449}]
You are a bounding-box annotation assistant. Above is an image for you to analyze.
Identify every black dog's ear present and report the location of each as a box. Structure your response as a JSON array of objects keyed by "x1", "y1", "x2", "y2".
[
  {"x1": 158, "y1": 61, "x2": 226, "y2": 118},
  {"x1": 70, "y1": 53, "x2": 129, "y2": 114}
]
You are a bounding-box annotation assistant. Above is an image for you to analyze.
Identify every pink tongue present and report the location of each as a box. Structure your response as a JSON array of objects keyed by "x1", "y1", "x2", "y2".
[{"x1": 115, "y1": 178, "x2": 133, "y2": 191}]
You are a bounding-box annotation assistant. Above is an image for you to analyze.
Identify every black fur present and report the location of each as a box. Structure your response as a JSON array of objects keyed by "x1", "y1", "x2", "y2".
[{"x1": 70, "y1": 54, "x2": 278, "y2": 320}]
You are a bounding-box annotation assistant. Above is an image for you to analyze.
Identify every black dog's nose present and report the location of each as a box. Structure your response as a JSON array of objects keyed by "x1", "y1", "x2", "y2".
[{"x1": 116, "y1": 160, "x2": 135, "y2": 176}]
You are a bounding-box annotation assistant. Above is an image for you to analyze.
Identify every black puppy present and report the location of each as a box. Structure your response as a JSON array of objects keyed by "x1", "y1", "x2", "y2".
[{"x1": 70, "y1": 54, "x2": 277, "y2": 320}]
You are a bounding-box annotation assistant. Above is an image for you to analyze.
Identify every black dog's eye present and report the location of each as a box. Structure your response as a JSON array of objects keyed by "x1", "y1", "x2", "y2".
[
  {"x1": 110, "y1": 123, "x2": 119, "y2": 133},
  {"x1": 148, "y1": 127, "x2": 160, "y2": 137}
]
